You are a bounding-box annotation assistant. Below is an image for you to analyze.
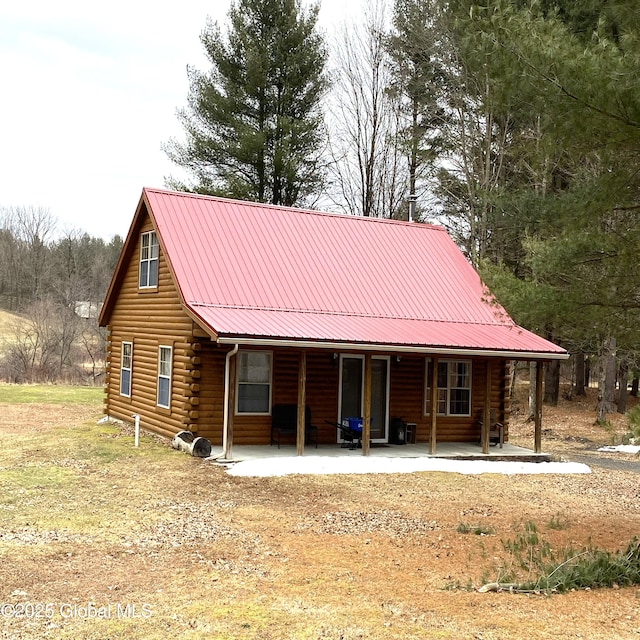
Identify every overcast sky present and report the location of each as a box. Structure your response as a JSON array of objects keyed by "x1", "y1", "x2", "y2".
[{"x1": 0, "y1": 1, "x2": 356, "y2": 239}]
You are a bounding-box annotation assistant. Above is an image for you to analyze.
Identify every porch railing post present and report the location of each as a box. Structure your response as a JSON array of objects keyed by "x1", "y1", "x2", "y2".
[
  {"x1": 430, "y1": 357, "x2": 438, "y2": 454},
  {"x1": 223, "y1": 348, "x2": 237, "y2": 461},
  {"x1": 535, "y1": 361, "x2": 543, "y2": 453},
  {"x1": 362, "y1": 353, "x2": 372, "y2": 456},
  {"x1": 297, "y1": 350, "x2": 307, "y2": 456},
  {"x1": 481, "y1": 360, "x2": 491, "y2": 454}
]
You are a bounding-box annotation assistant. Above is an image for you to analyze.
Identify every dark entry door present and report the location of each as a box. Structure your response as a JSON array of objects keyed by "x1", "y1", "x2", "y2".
[{"x1": 339, "y1": 356, "x2": 388, "y2": 441}]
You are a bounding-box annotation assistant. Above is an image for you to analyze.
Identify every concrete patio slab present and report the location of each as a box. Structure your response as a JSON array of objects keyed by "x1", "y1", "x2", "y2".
[{"x1": 210, "y1": 442, "x2": 553, "y2": 464}]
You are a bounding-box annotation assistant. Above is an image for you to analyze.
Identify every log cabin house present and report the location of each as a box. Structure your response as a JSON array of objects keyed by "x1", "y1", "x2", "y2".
[{"x1": 99, "y1": 188, "x2": 566, "y2": 458}]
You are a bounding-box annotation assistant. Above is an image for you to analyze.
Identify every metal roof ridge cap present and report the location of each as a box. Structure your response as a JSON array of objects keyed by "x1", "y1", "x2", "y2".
[{"x1": 142, "y1": 187, "x2": 446, "y2": 231}]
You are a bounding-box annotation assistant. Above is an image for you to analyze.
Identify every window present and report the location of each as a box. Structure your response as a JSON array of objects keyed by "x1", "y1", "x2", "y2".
[
  {"x1": 425, "y1": 359, "x2": 471, "y2": 416},
  {"x1": 157, "y1": 346, "x2": 172, "y2": 409},
  {"x1": 120, "y1": 341, "x2": 132, "y2": 397},
  {"x1": 139, "y1": 230, "x2": 159, "y2": 288},
  {"x1": 237, "y1": 351, "x2": 272, "y2": 414}
]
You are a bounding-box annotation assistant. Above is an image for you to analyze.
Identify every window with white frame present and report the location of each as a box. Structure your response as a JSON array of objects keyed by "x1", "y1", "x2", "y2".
[
  {"x1": 425, "y1": 359, "x2": 471, "y2": 416},
  {"x1": 120, "y1": 341, "x2": 132, "y2": 397},
  {"x1": 139, "y1": 230, "x2": 159, "y2": 288},
  {"x1": 237, "y1": 351, "x2": 272, "y2": 414},
  {"x1": 157, "y1": 345, "x2": 172, "y2": 409}
]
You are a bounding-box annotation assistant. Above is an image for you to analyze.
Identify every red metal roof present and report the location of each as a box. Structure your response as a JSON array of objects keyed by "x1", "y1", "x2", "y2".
[{"x1": 140, "y1": 188, "x2": 565, "y2": 358}]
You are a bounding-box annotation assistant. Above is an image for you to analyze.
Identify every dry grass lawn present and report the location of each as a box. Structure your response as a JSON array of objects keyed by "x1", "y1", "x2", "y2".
[{"x1": 0, "y1": 385, "x2": 639, "y2": 639}]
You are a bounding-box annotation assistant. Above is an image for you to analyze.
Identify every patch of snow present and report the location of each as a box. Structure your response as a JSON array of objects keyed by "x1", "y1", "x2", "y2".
[
  {"x1": 598, "y1": 444, "x2": 640, "y2": 454},
  {"x1": 225, "y1": 456, "x2": 591, "y2": 478}
]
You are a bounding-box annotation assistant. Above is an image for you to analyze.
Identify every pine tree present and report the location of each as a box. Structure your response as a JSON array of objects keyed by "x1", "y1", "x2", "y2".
[
  {"x1": 386, "y1": 0, "x2": 448, "y2": 220},
  {"x1": 457, "y1": 0, "x2": 640, "y2": 416},
  {"x1": 165, "y1": 0, "x2": 328, "y2": 206}
]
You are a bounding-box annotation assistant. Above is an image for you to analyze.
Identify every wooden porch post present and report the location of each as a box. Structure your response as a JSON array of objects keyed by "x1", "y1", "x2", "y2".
[
  {"x1": 430, "y1": 357, "x2": 438, "y2": 454},
  {"x1": 362, "y1": 353, "x2": 372, "y2": 456},
  {"x1": 224, "y1": 351, "x2": 237, "y2": 461},
  {"x1": 481, "y1": 360, "x2": 492, "y2": 454},
  {"x1": 297, "y1": 350, "x2": 307, "y2": 456},
  {"x1": 534, "y1": 361, "x2": 544, "y2": 453}
]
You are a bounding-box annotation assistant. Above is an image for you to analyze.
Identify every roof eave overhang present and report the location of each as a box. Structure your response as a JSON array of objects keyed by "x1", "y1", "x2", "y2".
[
  {"x1": 215, "y1": 336, "x2": 568, "y2": 361},
  {"x1": 184, "y1": 307, "x2": 219, "y2": 341}
]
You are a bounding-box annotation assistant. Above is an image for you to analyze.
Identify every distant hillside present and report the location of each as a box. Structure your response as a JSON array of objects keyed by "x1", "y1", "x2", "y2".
[{"x1": 0, "y1": 309, "x2": 23, "y2": 343}]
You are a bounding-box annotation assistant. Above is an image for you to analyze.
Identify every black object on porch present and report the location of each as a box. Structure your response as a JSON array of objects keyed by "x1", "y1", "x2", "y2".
[
  {"x1": 390, "y1": 417, "x2": 407, "y2": 445},
  {"x1": 325, "y1": 420, "x2": 363, "y2": 450},
  {"x1": 270, "y1": 404, "x2": 318, "y2": 449},
  {"x1": 476, "y1": 409, "x2": 504, "y2": 448}
]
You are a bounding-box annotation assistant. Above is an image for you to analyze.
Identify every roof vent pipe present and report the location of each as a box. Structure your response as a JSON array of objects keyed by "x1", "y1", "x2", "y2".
[{"x1": 407, "y1": 194, "x2": 417, "y2": 223}]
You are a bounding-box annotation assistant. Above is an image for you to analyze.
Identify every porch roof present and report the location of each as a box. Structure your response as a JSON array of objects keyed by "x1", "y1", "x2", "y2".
[
  {"x1": 194, "y1": 306, "x2": 563, "y2": 359},
  {"x1": 143, "y1": 188, "x2": 565, "y2": 359}
]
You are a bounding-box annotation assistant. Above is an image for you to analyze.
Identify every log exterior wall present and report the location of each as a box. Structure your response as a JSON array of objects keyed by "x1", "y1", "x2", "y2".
[
  {"x1": 388, "y1": 356, "x2": 509, "y2": 444},
  {"x1": 104, "y1": 209, "x2": 510, "y2": 446},
  {"x1": 194, "y1": 348, "x2": 510, "y2": 446},
  {"x1": 104, "y1": 213, "x2": 204, "y2": 439}
]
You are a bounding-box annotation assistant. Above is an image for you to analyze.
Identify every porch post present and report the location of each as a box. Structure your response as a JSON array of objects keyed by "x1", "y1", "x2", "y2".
[
  {"x1": 297, "y1": 350, "x2": 307, "y2": 456},
  {"x1": 362, "y1": 353, "x2": 372, "y2": 456},
  {"x1": 534, "y1": 361, "x2": 544, "y2": 453},
  {"x1": 430, "y1": 357, "x2": 438, "y2": 454},
  {"x1": 481, "y1": 360, "x2": 491, "y2": 454},
  {"x1": 223, "y1": 349, "x2": 237, "y2": 461}
]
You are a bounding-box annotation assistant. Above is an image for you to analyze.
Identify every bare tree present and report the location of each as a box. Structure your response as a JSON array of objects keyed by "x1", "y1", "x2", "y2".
[
  {"x1": 0, "y1": 209, "x2": 121, "y2": 384},
  {"x1": 0, "y1": 206, "x2": 56, "y2": 310},
  {"x1": 326, "y1": 0, "x2": 405, "y2": 218},
  {"x1": 1, "y1": 298, "x2": 81, "y2": 383}
]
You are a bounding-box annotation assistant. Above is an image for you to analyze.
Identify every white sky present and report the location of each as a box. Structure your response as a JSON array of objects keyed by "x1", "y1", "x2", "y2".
[{"x1": 0, "y1": 1, "x2": 357, "y2": 239}]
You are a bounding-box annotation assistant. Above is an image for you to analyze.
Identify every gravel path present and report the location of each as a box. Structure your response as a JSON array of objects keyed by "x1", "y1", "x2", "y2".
[{"x1": 568, "y1": 453, "x2": 640, "y2": 473}]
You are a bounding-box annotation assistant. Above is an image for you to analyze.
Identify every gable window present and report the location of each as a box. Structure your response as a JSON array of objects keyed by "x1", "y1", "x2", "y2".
[
  {"x1": 157, "y1": 345, "x2": 173, "y2": 409},
  {"x1": 139, "y1": 230, "x2": 159, "y2": 288},
  {"x1": 425, "y1": 359, "x2": 471, "y2": 416},
  {"x1": 237, "y1": 351, "x2": 272, "y2": 414},
  {"x1": 120, "y1": 341, "x2": 133, "y2": 397}
]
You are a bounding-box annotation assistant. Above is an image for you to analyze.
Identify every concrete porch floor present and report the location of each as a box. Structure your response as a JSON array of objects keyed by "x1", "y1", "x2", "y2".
[{"x1": 216, "y1": 442, "x2": 553, "y2": 463}]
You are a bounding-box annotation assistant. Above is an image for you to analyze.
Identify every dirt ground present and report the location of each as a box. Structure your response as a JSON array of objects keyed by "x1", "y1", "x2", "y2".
[{"x1": 1, "y1": 388, "x2": 639, "y2": 639}]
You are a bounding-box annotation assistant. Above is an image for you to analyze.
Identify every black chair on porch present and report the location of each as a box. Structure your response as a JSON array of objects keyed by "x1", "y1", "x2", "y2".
[
  {"x1": 477, "y1": 409, "x2": 504, "y2": 448},
  {"x1": 270, "y1": 404, "x2": 318, "y2": 449}
]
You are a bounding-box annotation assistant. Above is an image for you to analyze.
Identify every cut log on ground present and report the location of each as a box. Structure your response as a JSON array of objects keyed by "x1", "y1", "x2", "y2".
[{"x1": 171, "y1": 430, "x2": 212, "y2": 458}]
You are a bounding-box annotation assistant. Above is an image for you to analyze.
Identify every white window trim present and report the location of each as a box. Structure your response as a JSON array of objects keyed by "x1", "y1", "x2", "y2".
[
  {"x1": 119, "y1": 341, "x2": 133, "y2": 397},
  {"x1": 157, "y1": 345, "x2": 173, "y2": 409},
  {"x1": 235, "y1": 350, "x2": 273, "y2": 415},
  {"x1": 424, "y1": 358, "x2": 472, "y2": 417},
  {"x1": 139, "y1": 230, "x2": 159, "y2": 289}
]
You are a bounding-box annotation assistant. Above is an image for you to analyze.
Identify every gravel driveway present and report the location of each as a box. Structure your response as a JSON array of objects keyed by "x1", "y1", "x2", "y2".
[{"x1": 568, "y1": 452, "x2": 640, "y2": 473}]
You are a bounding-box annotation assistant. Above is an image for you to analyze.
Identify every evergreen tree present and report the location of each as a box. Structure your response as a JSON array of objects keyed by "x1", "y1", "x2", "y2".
[
  {"x1": 165, "y1": 0, "x2": 328, "y2": 207},
  {"x1": 386, "y1": 0, "x2": 448, "y2": 220},
  {"x1": 455, "y1": 0, "x2": 640, "y2": 415}
]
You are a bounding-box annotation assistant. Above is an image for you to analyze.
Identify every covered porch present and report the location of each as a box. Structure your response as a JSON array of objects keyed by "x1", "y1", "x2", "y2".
[{"x1": 219, "y1": 346, "x2": 550, "y2": 461}]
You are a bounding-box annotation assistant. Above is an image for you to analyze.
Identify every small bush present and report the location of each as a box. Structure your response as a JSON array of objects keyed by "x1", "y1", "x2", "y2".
[
  {"x1": 457, "y1": 522, "x2": 495, "y2": 536},
  {"x1": 547, "y1": 513, "x2": 569, "y2": 531},
  {"x1": 491, "y1": 521, "x2": 640, "y2": 593},
  {"x1": 626, "y1": 405, "x2": 640, "y2": 440}
]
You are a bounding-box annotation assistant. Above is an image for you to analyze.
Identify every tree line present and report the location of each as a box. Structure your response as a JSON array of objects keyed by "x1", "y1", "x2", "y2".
[
  {"x1": 0, "y1": 206, "x2": 123, "y2": 383},
  {"x1": 2, "y1": 0, "x2": 638, "y2": 417},
  {"x1": 164, "y1": 0, "x2": 640, "y2": 420}
]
